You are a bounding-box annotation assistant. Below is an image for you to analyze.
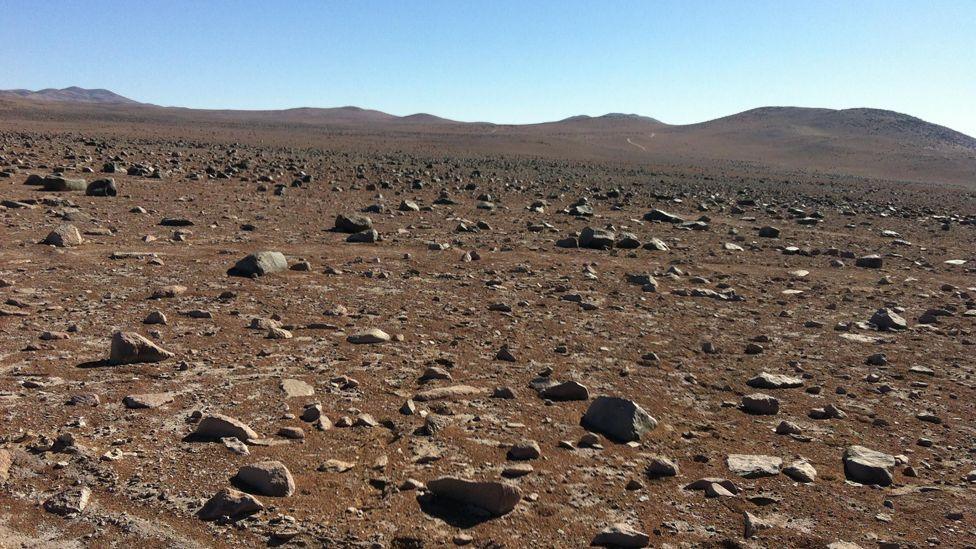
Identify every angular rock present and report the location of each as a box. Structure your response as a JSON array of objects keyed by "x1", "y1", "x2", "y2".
[
  {"x1": 198, "y1": 488, "x2": 264, "y2": 521},
  {"x1": 43, "y1": 224, "x2": 83, "y2": 247},
  {"x1": 228, "y1": 251, "x2": 288, "y2": 277},
  {"x1": 581, "y1": 396, "x2": 657, "y2": 442},
  {"x1": 843, "y1": 445, "x2": 895, "y2": 486},
  {"x1": 109, "y1": 331, "x2": 174, "y2": 364},
  {"x1": 236, "y1": 460, "x2": 296, "y2": 497}
]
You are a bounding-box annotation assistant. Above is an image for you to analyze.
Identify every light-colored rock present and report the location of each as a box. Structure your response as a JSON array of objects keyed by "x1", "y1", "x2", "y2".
[
  {"x1": 198, "y1": 488, "x2": 263, "y2": 521},
  {"x1": 236, "y1": 460, "x2": 295, "y2": 497},
  {"x1": 194, "y1": 413, "x2": 258, "y2": 441},
  {"x1": 844, "y1": 445, "x2": 895, "y2": 486},
  {"x1": 727, "y1": 454, "x2": 782, "y2": 478},
  {"x1": 109, "y1": 331, "x2": 174, "y2": 364}
]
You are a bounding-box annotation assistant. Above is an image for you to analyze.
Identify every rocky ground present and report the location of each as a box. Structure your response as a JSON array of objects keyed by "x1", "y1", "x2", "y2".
[{"x1": 0, "y1": 127, "x2": 975, "y2": 548}]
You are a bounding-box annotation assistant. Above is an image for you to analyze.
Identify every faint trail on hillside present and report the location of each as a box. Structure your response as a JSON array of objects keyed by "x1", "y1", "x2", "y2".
[{"x1": 627, "y1": 137, "x2": 647, "y2": 151}]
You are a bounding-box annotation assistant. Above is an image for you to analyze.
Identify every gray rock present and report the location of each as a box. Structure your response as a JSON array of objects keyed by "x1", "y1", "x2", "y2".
[
  {"x1": 747, "y1": 372, "x2": 803, "y2": 389},
  {"x1": 870, "y1": 308, "x2": 907, "y2": 331},
  {"x1": 579, "y1": 227, "x2": 615, "y2": 250},
  {"x1": 123, "y1": 393, "x2": 175, "y2": 409},
  {"x1": 228, "y1": 251, "x2": 288, "y2": 277},
  {"x1": 347, "y1": 328, "x2": 390, "y2": 344},
  {"x1": 741, "y1": 393, "x2": 779, "y2": 415},
  {"x1": 591, "y1": 523, "x2": 650, "y2": 547},
  {"x1": 843, "y1": 445, "x2": 895, "y2": 486},
  {"x1": 86, "y1": 178, "x2": 118, "y2": 196},
  {"x1": 43, "y1": 487, "x2": 91, "y2": 516},
  {"x1": 582, "y1": 396, "x2": 658, "y2": 442},
  {"x1": 426, "y1": 477, "x2": 521, "y2": 516},
  {"x1": 334, "y1": 214, "x2": 372, "y2": 233},
  {"x1": 43, "y1": 224, "x2": 83, "y2": 247},
  {"x1": 43, "y1": 175, "x2": 86, "y2": 191},
  {"x1": 236, "y1": 460, "x2": 296, "y2": 497},
  {"x1": 646, "y1": 455, "x2": 679, "y2": 477},
  {"x1": 644, "y1": 209, "x2": 684, "y2": 223},
  {"x1": 783, "y1": 459, "x2": 817, "y2": 483},
  {"x1": 727, "y1": 454, "x2": 782, "y2": 478}
]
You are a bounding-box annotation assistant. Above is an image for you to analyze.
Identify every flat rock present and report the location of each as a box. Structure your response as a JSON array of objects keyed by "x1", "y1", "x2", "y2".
[
  {"x1": 123, "y1": 392, "x2": 175, "y2": 409},
  {"x1": 727, "y1": 454, "x2": 782, "y2": 478},
  {"x1": 194, "y1": 413, "x2": 259, "y2": 441}
]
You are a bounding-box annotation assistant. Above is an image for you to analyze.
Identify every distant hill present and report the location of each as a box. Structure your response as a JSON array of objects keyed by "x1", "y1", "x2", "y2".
[
  {"x1": 1, "y1": 86, "x2": 973, "y2": 185},
  {"x1": 0, "y1": 86, "x2": 140, "y2": 105}
]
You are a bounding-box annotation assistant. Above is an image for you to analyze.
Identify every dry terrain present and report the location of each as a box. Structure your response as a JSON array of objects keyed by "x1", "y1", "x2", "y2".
[{"x1": 0, "y1": 93, "x2": 975, "y2": 548}]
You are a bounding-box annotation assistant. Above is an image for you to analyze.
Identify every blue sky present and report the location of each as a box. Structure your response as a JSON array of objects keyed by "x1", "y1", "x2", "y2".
[{"x1": 2, "y1": 1, "x2": 974, "y2": 135}]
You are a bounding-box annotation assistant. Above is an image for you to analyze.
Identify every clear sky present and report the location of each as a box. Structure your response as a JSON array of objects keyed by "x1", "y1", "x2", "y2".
[{"x1": 2, "y1": 0, "x2": 974, "y2": 135}]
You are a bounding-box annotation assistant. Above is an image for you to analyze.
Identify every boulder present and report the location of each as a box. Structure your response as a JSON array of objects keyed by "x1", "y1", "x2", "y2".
[
  {"x1": 334, "y1": 214, "x2": 372, "y2": 233},
  {"x1": 843, "y1": 445, "x2": 895, "y2": 486},
  {"x1": 347, "y1": 328, "x2": 390, "y2": 344},
  {"x1": 43, "y1": 224, "x2": 83, "y2": 247},
  {"x1": 236, "y1": 460, "x2": 295, "y2": 497},
  {"x1": 228, "y1": 251, "x2": 288, "y2": 277},
  {"x1": 194, "y1": 413, "x2": 259, "y2": 441},
  {"x1": 86, "y1": 178, "x2": 118, "y2": 196},
  {"x1": 109, "y1": 332, "x2": 174, "y2": 364},
  {"x1": 579, "y1": 227, "x2": 615, "y2": 250},
  {"x1": 540, "y1": 380, "x2": 589, "y2": 401},
  {"x1": 741, "y1": 393, "x2": 779, "y2": 415},
  {"x1": 747, "y1": 372, "x2": 803, "y2": 389},
  {"x1": 43, "y1": 175, "x2": 86, "y2": 191},
  {"x1": 426, "y1": 477, "x2": 521, "y2": 516},
  {"x1": 582, "y1": 396, "x2": 657, "y2": 442},
  {"x1": 870, "y1": 308, "x2": 907, "y2": 331},
  {"x1": 198, "y1": 488, "x2": 264, "y2": 521},
  {"x1": 644, "y1": 209, "x2": 684, "y2": 223},
  {"x1": 727, "y1": 454, "x2": 782, "y2": 478}
]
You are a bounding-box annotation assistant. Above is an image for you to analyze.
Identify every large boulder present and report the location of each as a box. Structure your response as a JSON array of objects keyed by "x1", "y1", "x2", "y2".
[
  {"x1": 579, "y1": 227, "x2": 615, "y2": 250},
  {"x1": 644, "y1": 209, "x2": 684, "y2": 223},
  {"x1": 43, "y1": 175, "x2": 86, "y2": 191},
  {"x1": 334, "y1": 214, "x2": 373, "y2": 233},
  {"x1": 582, "y1": 396, "x2": 657, "y2": 442},
  {"x1": 843, "y1": 445, "x2": 895, "y2": 486},
  {"x1": 43, "y1": 224, "x2": 83, "y2": 247},
  {"x1": 870, "y1": 308, "x2": 907, "y2": 331},
  {"x1": 426, "y1": 477, "x2": 521, "y2": 516},
  {"x1": 193, "y1": 413, "x2": 259, "y2": 441},
  {"x1": 85, "y1": 178, "x2": 118, "y2": 196},
  {"x1": 228, "y1": 251, "x2": 288, "y2": 277},
  {"x1": 109, "y1": 332, "x2": 174, "y2": 364},
  {"x1": 198, "y1": 488, "x2": 264, "y2": 521},
  {"x1": 235, "y1": 460, "x2": 295, "y2": 497}
]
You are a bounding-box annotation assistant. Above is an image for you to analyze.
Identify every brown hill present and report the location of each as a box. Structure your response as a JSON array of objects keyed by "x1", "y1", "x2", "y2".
[{"x1": 1, "y1": 88, "x2": 973, "y2": 185}]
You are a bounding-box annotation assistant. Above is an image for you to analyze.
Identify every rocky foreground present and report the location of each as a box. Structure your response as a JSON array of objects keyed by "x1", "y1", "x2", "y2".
[{"x1": 0, "y1": 129, "x2": 975, "y2": 548}]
